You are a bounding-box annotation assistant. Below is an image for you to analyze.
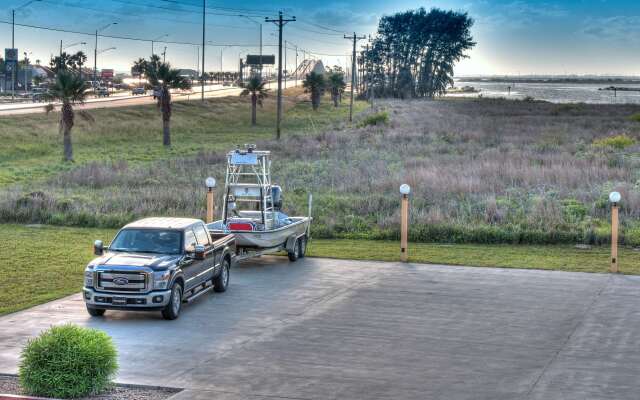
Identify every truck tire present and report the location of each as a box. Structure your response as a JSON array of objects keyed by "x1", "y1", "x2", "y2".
[
  {"x1": 299, "y1": 236, "x2": 307, "y2": 258},
  {"x1": 288, "y1": 238, "x2": 300, "y2": 261},
  {"x1": 214, "y1": 259, "x2": 230, "y2": 293},
  {"x1": 86, "y1": 306, "x2": 105, "y2": 317},
  {"x1": 162, "y1": 283, "x2": 183, "y2": 320}
]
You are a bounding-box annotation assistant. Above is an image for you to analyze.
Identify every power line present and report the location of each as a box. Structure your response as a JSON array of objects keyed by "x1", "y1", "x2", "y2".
[{"x1": 40, "y1": 0, "x2": 256, "y2": 31}]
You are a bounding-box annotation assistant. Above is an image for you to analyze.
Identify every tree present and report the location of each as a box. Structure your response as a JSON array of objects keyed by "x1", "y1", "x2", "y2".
[
  {"x1": 363, "y1": 7, "x2": 475, "y2": 98},
  {"x1": 326, "y1": 70, "x2": 346, "y2": 107},
  {"x1": 46, "y1": 70, "x2": 88, "y2": 162},
  {"x1": 240, "y1": 76, "x2": 269, "y2": 126},
  {"x1": 144, "y1": 57, "x2": 192, "y2": 146},
  {"x1": 132, "y1": 58, "x2": 147, "y2": 85},
  {"x1": 33, "y1": 75, "x2": 44, "y2": 87},
  {"x1": 69, "y1": 51, "x2": 87, "y2": 78},
  {"x1": 302, "y1": 72, "x2": 325, "y2": 111}
]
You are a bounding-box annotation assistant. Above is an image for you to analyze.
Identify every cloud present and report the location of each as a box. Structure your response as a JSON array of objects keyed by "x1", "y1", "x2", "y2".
[
  {"x1": 581, "y1": 16, "x2": 640, "y2": 42},
  {"x1": 307, "y1": 3, "x2": 378, "y2": 30},
  {"x1": 473, "y1": 0, "x2": 568, "y2": 29}
]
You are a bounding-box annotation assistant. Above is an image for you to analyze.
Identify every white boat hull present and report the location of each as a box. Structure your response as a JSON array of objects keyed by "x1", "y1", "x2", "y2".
[{"x1": 207, "y1": 217, "x2": 310, "y2": 249}]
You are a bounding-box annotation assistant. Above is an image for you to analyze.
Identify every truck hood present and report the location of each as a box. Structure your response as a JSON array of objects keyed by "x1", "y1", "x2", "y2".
[{"x1": 89, "y1": 252, "x2": 182, "y2": 270}]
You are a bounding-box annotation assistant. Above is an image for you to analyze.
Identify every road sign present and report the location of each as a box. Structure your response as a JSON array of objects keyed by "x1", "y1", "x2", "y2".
[
  {"x1": 101, "y1": 69, "x2": 114, "y2": 79},
  {"x1": 5, "y1": 48, "x2": 18, "y2": 62},
  {"x1": 246, "y1": 55, "x2": 275, "y2": 65}
]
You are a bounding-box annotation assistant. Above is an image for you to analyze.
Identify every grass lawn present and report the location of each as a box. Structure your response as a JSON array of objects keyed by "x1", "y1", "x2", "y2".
[
  {"x1": 308, "y1": 239, "x2": 640, "y2": 274},
  {"x1": 2, "y1": 224, "x2": 639, "y2": 316}
]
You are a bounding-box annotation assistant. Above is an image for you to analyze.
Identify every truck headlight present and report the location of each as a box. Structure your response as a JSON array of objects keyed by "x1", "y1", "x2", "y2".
[
  {"x1": 153, "y1": 271, "x2": 171, "y2": 290},
  {"x1": 84, "y1": 270, "x2": 93, "y2": 287}
]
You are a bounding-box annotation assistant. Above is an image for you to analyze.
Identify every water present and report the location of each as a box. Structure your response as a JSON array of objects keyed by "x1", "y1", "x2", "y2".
[{"x1": 452, "y1": 80, "x2": 640, "y2": 104}]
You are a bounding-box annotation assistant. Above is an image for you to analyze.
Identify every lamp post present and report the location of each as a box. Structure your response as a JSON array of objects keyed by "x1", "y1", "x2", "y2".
[
  {"x1": 220, "y1": 45, "x2": 232, "y2": 83},
  {"x1": 23, "y1": 51, "x2": 31, "y2": 92},
  {"x1": 399, "y1": 184, "x2": 411, "y2": 262},
  {"x1": 609, "y1": 191, "x2": 621, "y2": 273},
  {"x1": 151, "y1": 34, "x2": 169, "y2": 57},
  {"x1": 94, "y1": 22, "x2": 117, "y2": 85},
  {"x1": 205, "y1": 177, "x2": 217, "y2": 223}
]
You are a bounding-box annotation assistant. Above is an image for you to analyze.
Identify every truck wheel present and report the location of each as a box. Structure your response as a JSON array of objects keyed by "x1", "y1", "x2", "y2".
[
  {"x1": 299, "y1": 236, "x2": 307, "y2": 258},
  {"x1": 288, "y1": 238, "x2": 300, "y2": 262},
  {"x1": 86, "y1": 306, "x2": 105, "y2": 317},
  {"x1": 162, "y1": 283, "x2": 183, "y2": 320},
  {"x1": 214, "y1": 259, "x2": 230, "y2": 293}
]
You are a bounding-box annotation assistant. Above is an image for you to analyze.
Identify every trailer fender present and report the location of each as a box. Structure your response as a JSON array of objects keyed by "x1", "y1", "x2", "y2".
[{"x1": 285, "y1": 233, "x2": 306, "y2": 254}]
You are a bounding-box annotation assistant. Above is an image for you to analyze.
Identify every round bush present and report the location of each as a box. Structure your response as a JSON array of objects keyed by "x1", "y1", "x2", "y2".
[{"x1": 19, "y1": 324, "x2": 118, "y2": 398}]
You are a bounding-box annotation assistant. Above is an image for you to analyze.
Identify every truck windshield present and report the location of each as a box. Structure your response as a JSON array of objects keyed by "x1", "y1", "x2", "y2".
[{"x1": 110, "y1": 229, "x2": 182, "y2": 254}]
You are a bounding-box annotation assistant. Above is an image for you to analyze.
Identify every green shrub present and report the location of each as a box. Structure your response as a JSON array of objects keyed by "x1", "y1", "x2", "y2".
[
  {"x1": 561, "y1": 199, "x2": 587, "y2": 223},
  {"x1": 358, "y1": 111, "x2": 389, "y2": 127},
  {"x1": 593, "y1": 134, "x2": 636, "y2": 150},
  {"x1": 629, "y1": 113, "x2": 640, "y2": 122},
  {"x1": 19, "y1": 324, "x2": 118, "y2": 398}
]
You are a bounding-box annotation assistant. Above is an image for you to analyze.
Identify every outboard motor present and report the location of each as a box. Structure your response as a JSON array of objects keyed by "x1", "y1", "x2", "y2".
[{"x1": 269, "y1": 185, "x2": 283, "y2": 211}]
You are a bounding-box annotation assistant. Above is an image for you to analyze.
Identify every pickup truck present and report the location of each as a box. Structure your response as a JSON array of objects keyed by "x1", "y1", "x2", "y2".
[{"x1": 83, "y1": 217, "x2": 235, "y2": 320}]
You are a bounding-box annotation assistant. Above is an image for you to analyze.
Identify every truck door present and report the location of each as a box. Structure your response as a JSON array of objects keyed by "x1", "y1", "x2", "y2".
[
  {"x1": 182, "y1": 227, "x2": 205, "y2": 291},
  {"x1": 194, "y1": 223, "x2": 216, "y2": 282}
]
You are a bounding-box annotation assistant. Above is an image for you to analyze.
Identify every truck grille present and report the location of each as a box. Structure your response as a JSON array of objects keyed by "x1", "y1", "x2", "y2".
[{"x1": 96, "y1": 271, "x2": 148, "y2": 293}]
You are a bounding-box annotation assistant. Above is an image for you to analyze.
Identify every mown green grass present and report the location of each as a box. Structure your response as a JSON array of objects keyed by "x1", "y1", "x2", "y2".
[
  {"x1": 0, "y1": 90, "x2": 366, "y2": 186},
  {"x1": 307, "y1": 239, "x2": 640, "y2": 274},
  {"x1": 0, "y1": 225, "x2": 116, "y2": 315},
  {"x1": 2, "y1": 224, "x2": 639, "y2": 316}
]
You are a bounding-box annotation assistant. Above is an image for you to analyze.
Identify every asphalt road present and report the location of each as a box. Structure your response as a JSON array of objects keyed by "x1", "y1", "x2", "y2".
[
  {"x1": 1, "y1": 256, "x2": 639, "y2": 399},
  {"x1": 0, "y1": 80, "x2": 300, "y2": 116}
]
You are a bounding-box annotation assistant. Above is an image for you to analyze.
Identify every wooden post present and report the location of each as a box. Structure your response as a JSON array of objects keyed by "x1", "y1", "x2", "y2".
[
  {"x1": 206, "y1": 188, "x2": 215, "y2": 224},
  {"x1": 611, "y1": 202, "x2": 619, "y2": 273},
  {"x1": 400, "y1": 193, "x2": 409, "y2": 262}
]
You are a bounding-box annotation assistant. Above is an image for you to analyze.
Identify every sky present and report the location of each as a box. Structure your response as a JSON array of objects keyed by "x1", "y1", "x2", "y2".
[{"x1": 2, "y1": 0, "x2": 640, "y2": 76}]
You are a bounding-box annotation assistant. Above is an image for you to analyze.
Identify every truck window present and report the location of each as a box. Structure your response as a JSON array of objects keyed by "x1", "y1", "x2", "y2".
[
  {"x1": 184, "y1": 229, "x2": 197, "y2": 252},
  {"x1": 193, "y1": 224, "x2": 210, "y2": 246}
]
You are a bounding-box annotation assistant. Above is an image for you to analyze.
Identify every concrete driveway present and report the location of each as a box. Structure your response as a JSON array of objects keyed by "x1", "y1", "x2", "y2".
[{"x1": 1, "y1": 256, "x2": 639, "y2": 399}]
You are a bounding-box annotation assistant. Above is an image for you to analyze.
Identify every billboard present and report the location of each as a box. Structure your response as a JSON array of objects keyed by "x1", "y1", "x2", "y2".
[
  {"x1": 101, "y1": 69, "x2": 114, "y2": 79},
  {"x1": 246, "y1": 55, "x2": 275, "y2": 66}
]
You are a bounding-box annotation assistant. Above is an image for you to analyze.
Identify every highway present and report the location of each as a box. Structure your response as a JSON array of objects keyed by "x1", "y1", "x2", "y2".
[{"x1": 0, "y1": 79, "x2": 301, "y2": 116}]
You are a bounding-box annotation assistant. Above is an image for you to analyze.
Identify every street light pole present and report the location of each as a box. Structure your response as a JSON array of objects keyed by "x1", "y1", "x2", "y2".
[
  {"x1": 201, "y1": 0, "x2": 206, "y2": 101},
  {"x1": 93, "y1": 22, "x2": 117, "y2": 86},
  {"x1": 151, "y1": 34, "x2": 168, "y2": 57}
]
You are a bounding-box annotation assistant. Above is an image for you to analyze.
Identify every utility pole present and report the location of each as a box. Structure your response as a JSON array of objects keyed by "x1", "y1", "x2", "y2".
[
  {"x1": 201, "y1": 0, "x2": 206, "y2": 101},
  {"x1": 266, "y1": 11, "x2": 296, "y2": 140},
  {"x1": 94, "y1": 22, "x2": 117, "y2": 86},
  {"x1": 162, "y1": 47, "x2": 167, "y2": 62},
  {"x1": 294, "y1": 45, "x2": 298, "y2": 87},
  {"x1": 284, "y1": 41, "x2": 287, "y2": 89},
  {"x1": 344, "y1": 32, "x2": 366, "y2": 123}
]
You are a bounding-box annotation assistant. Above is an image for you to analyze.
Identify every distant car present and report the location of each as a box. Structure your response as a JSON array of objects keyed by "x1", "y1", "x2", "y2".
[
  {"x1": 95, "y1": 87, "x2": 110, "y2": 97},
  {"x1": 132, "y1": 87, "x2": 146, "y2": 95},
  {"x1": 32, "y1": 91, "x2": 49, "y2": 103}
]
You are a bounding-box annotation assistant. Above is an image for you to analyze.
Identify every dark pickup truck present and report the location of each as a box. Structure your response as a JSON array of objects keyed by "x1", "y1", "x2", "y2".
[{"x1": 83, "y1": 217, "x2": 235, "y2": 320}]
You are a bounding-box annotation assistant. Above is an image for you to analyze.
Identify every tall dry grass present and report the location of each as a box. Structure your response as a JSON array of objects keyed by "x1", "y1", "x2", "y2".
[{"x1": 2, "y1": 97, "x2": 640, "y2": 244}]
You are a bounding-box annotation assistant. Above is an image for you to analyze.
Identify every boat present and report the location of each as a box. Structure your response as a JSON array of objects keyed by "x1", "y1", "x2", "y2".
[{"x1": 206, "y1": 145, "x2": 312, "y2": 261}]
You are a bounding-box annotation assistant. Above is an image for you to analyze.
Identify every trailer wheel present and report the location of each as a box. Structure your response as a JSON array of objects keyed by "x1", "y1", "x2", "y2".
[
  {"x1": 299, "y1": 236, "x2": 307, "y2": 258},
  {"x1": 288, "y1": 238, "x2": 300, "y2": 262}
]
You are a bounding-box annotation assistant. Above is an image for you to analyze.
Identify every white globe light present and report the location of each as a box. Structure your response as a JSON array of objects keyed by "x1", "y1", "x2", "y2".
[
  {"x1": 205, "y1": 177, "x2": 216, "y2": 188},
  {"x1": 399, "y1": 184, "x2": 411, "y2": 195},
  {"x1": 609, "y1": 191, "x2": 621, "y2": 203}
]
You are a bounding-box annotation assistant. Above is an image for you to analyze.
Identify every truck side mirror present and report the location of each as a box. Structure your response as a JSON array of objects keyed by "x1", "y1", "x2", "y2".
[
  {"x1": 94, "y1": 240, "x2": 104, "y2": 256},
  {"x1": 194, "y1": 244, "x2": 206, "y2": 260}
]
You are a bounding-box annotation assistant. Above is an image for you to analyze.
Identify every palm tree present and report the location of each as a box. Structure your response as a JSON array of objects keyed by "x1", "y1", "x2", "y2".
[
  {"x1": 144, "y1": 58, "x2": 191, "y2": 146},
  {"x1": 47, "y1": 70, "x2": 87, "y2": 162},
  {"x1": 240, "y1": 76, "x2": 268, "y2": 126},
  {"x1": 70, "y1": 51, "x2": 87, "y2": 79},
  {"x1": 302, "y1": 72, "x2": 325, "y2": 111},
  {"x1": 132, "y1": 58, "x2": 147, "y2": 86},
  {"x1": 326, "y1": 71, "x2": 346, "y2": 107}
]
